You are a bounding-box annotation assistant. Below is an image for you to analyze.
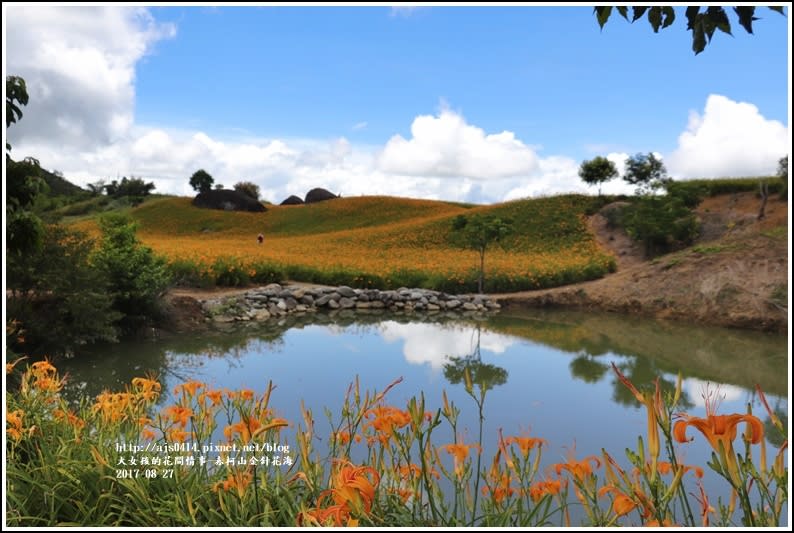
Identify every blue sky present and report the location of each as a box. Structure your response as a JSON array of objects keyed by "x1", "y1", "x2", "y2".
[{"x1": 4, "y1": 5, "x2": 791, "y2": 203}]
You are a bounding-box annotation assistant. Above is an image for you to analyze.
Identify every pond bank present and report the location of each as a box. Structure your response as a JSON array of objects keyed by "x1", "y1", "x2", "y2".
[{"x1": 163, "y1": 283, "x2": 500, "y2": 332}]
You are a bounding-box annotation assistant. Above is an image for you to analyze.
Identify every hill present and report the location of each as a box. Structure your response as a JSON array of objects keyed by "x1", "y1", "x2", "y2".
[
  {"x1": 70, "y1": 193, "x2": 616, "y2": 293},
  {"x1": 39, "y1": 166, "x2": 85, "y2": 196}
]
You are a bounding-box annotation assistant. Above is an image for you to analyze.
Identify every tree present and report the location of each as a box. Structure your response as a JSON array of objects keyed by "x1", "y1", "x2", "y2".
[
  {"x1": 623, "y1": 152, "x2": 670, "y2": 194},
  {"x1": 91, "y1": 214, "x2": 171, "y2": 334},
  {"x1": 579, "y1": 156, "x2": 619, "y2": 196},
  {"x1": 450, "y1": 214, "x2": 513, "y2": 293},
  {"x1": 104, "y1": 176, "x2": 155, "y2": 205},
  {"x1": 189, "y1": 169, "x2": 214, "y2": 193},
  {"x1": 594, "y1": 6, "x2": 787, "y2": 55},
  {"x1": 234, "y1": 180, "x2": 261, "y2": 201}
]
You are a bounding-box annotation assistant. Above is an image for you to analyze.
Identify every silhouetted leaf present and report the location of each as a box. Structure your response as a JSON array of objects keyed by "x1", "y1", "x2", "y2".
[
  {"x1": 769, "y1": 6, "x2": 785, "y2": 15},
  {"x1": 734, "y1": 6, "x2": 758, "y2": 34},
  {"x1": 616, "y1": 6, "x2": 628, "y2": 20},
  {"x1": 595, "y1": 6, "x2": 612, "y2": 29},
  {"x1": 685, "y1": 6, "x2": 701, "y2": 30},
  {"x1": 632, "y1": 6, "x2": 649, "y2": 22},
  {"x1": 662, "y1": 7, "x2": 676, "y2": 29},
  {"x1": 648, "y1": 7, "x2": 662, "y2": 32},
  {"x1": 693, "y1": 21, "x2": 707, "y2": 54}
]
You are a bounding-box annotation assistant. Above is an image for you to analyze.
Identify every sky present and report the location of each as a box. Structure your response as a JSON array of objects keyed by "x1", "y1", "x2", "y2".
[{"x1": 3, "y1": 4, "x2": 791, "y2": 204}]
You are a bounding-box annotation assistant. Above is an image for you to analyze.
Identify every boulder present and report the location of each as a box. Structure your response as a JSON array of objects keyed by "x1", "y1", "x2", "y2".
[
  {"x1": 192, "y1": 189, "x2": 267, "y2": 212},
  {"x1": 280, "y1": 195, "x2": 304, "y2": 206},
  {"x1": 304, "y1": 187, "x2": 339, "y2": 204}
]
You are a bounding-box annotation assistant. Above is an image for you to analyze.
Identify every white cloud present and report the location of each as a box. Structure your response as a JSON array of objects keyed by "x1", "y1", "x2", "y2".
[
  {"x1": 378, "y1": 109, "x2": 539, "y2": 180},
  {"x1": 667, "y1": 95, "x2": 789, "y2": 178},
  {"x1": 352, "y1": 121, "x2": 368, "y2": 131},
  {"x1": 378, "y1": 322, "x2": 515, "y2": 369},
  {"x1": 6, "y1": 6, "x2": 175, "y2": 150}
]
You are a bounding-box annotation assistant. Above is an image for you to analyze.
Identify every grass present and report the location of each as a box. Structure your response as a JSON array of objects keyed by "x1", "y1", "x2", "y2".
[
  {"x1": 671, "y1": 177, "x2": 783, "y2": 197},
  {"x1": 6, "y1": 357, "x2": 787, "y2": 527},
  {"x1": 70, "y1": 194, "x2": 616, "y2": 293}
]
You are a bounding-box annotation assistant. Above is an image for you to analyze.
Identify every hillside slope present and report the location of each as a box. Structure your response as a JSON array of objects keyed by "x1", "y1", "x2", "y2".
[{"x1": 495, "y1": 192, "x2": 788, "y2": 332}]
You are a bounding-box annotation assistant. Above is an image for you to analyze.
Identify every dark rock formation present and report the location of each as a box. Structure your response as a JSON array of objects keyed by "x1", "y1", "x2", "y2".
[
  {"x1": 280, "y1": 195, "x2": 304, "y2": 205},
  {"x1": 192, "y1": 189, "x2": 267, "y2": 212},
  {"x1": 304, "y1": 187, "x2": 339, "y2": 204}
]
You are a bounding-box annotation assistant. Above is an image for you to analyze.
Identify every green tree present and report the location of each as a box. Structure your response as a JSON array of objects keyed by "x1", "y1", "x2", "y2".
[
  {"x1": 451, "y1": 214, "x2": 513, "y2": 293},
  {"x1": 234, "y1": 180, "x2": 261, "y2": 200},
  {"x1": 104, "y1": 176, "x2": 156, "y2": 205},
  {"x1": 579, "y1": 156, "x2": 619, "y2": 196},
  {"x1": 777, "y1": 155, "x2": 788, "y2": 200},
  {"x1": 594, "y1": 6, "x2": 787, "y2": 55},
  {"x1": 623, "y1": 152, "x2": 670, "y2": 194},
  {"x1": 6, "y1": 225, "x2": 120, "y2": 355},
  {"x1": 189, "y1": 169, "x2": 214, "y2": 193},
  {"x1": 6, "y1": 76, "x2": 47, "y2": 255},
  {"x1": 91, "y1": 214, "x2": 172, "y2": 334}
]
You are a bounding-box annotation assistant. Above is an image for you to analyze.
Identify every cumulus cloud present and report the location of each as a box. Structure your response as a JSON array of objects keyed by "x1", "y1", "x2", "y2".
[
  {"x1": 685, "y1": 378, "x2": 745, "y2": 410},
  {"x1": 378, "y1": 322, "x2": 515, "y2": 369},
  {"x1": 6, "y1": 6, "x2": 175, "y2": 150},
  {"x1": 378, "y1": 109, "x2": 539, "y2": 180},
  {"x1": 667, "y1": 95, "x2": 789, "y2": 178}
]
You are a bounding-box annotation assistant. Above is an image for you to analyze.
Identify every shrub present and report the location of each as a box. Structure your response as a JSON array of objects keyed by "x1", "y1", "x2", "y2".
[
  {"x1": 91, "y1": 214, "x2": 172, "y2": 334},
  {"x1": 622, "y1": 195, "x2": 700, "y2": 257},
  {"x1": 6, "y1": 225, "x2": 120, "y2": 355}
]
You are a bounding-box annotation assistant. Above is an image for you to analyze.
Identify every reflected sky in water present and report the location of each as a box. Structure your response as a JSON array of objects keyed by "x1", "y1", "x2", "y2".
[{"x1": 59, "y1": 309, "x2": 788, "y2": 523}]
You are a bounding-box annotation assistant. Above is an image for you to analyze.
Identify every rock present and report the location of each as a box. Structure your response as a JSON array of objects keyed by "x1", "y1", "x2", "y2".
[
  {"x1": 339, "y1": 297, "x2": 356, "y2": 309},
  {"x1": 337, "y1": 286, "x2": 357, "y2": 298},
  {"x1": 462, "y1": 302, "x2": 477, "y2": 311},
  {"x1": 304, "y1": 188, "x2": 339, "y2": 203},
  {"x1": 328, "y1": 299, "x2": 340, "y2": 309},
  {"x1": 192, "y1": 189, "x2": 267, "y2": 212},
  {"x1": 280, "y1": 195, "x2": 304, "y2": 205},
  {"x1": 446, "y1": 299, "x2": 461, "y2": 309}
]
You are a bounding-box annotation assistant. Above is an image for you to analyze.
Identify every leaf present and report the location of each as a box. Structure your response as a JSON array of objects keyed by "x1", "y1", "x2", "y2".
[
  {"x1": 648, "y1": 6, "x2": 662, "y2": 33},
  {"x1": 708, "y1": 6, "x2": 732, "y2": 35},
  {"x1": 685, "y1": 6, "x2": 701, "y2": 30},
  {"x1": 769, "y1": 6, "x2": 785, "y2": 15},
  {"x1": 632, "y1": 6, "x2": 649, "y2": 23},
  {"x1": 616, "y1": 6, "x2": 628, "y2": 20},
  {"x1": 733, "y1": 6, "x2": 757, "y2": 34},
  {"x1": 692, "y1": 21, "x2": 707, "y2": 55},
  {"x1": 594, "y1": 6, "x2": 612, "y2": 29},
  {"x1": 661, "y1": 6, "x2": 675, "y2": 29}
]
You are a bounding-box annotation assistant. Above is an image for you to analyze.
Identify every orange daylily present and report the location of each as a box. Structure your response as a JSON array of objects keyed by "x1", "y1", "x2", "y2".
[
  {"x1": 598, "y1": 485, "x2": 638, "y2": 517},
  {"x1": 505, "y1": 434, "x2": 547, "y2": 459},
  {"x1": 612, "y1": 363, "x2": 661, "y2": 477},
  {"x1": 163, "y1": 405, "x2": 193, "y2": 428},
  {"x1": 213, "y1": 469, "x2": 252, "y2": 499},
  {"x1": 528, "y1": 478, "x2": 565, "y2": 502},
  {"x1": 443, "y1": 442, "x2": 481, "y2": 478},
  {"x1": 329, "y1": 462, "x2": 380, "y2": 514},
  {"x1": 673, "y1": 412, "x2": 763, "y2": 485},
  {"x1": 553, "y1": 454, "x2": 601, "y2": 482},
  {"x1": 173, "y1": 380, "x2": 204, "y2": 398},
  {"x1": 6, "y1": 409, "x2": 25, "y2": 442}
]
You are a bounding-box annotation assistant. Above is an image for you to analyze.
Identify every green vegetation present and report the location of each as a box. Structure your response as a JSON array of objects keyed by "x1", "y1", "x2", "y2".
[
  {"x1": 578, "y1": 156, "x2": 618, "y2": 196},
  {"x1": 5, "y1": 359, "x2": 787, "y2": 526},
  {"x1": 594, "y1": 6, "x2": 786, "y2": 54},
  {"x1": 450, "y1": 214, "x2": 514, "y2": 293},
  {"x1": 234, "y1": 181, "x2": 261, "y2": 201},
  {"x1": 190, "y1": 169, "x2": 214, "y2": 193},
  {"x1": 669, "y1": 177, "x2": 783, "y2": 197}
]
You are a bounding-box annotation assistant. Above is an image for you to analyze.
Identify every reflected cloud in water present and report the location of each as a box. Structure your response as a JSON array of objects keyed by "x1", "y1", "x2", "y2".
[{"x1": 377, "y1": 321, "x2": 516, "y2": 369}]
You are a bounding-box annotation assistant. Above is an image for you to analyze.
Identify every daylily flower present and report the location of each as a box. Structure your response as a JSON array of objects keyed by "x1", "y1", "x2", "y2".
[
  {"x1": 674, "y1": 411, "x2": 763, "y2": 486},
  {"x1": 505, "y1": 434, "x2": 547, "y2": 459},
  {"x1": 553, "y1": 454, "x2": 601, "y2": 482},
  {"x1": 612, "y1": 363, "x2": 661, "y2": 478},
  {"x1": 528, "y1": 478, "x2": 565, "y2": 502},
  {"x1": 443, "y1": 442, "x2": 481, "y2": 478},
  {"x1": 598, "y1": 485, "x2": 638, "y2": 517}
]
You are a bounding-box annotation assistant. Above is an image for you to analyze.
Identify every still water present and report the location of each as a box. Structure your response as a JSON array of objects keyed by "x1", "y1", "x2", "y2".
[{"x1": 60, "y1": 309, "x2": 788, "y2": 524}]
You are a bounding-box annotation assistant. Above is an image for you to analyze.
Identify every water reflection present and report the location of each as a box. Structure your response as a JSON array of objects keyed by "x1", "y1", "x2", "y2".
[{"x1": 442, "y1": 325, "x2": 509, "y2": 393}]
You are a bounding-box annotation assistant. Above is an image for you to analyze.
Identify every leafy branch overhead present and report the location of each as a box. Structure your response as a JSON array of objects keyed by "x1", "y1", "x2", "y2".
[{"x1": 594, "y1": 6, "x2": 787, "y2": 54}]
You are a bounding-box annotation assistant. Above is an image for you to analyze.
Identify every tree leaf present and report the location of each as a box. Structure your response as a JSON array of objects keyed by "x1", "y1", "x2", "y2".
[
  {"x1": 733, "y1": 6, "x2": 757, "y2": 34},
  {"x1": 616, "y1": 6, "x2": 628, "y2": 20},
  {"x1": 632, "y1": 6, "x2": 649, "y2": 23},
  {"x1": 692, "y1": 21, "x2": 707, "y2": 55},
  {"x1": 661, "y1": 7, "x2": 676, "y2": 29},
  {"x1": 769, "y1": 6, "x2": 785, "y2": 15},
  {"x1": 595, "y1": 7, "x2": 612, "y2": 29},
  {"x1": 648, "y1": 7, "x2": 662, "y2": 33},
  {"x1": 685, "y1": 6, "x2": 701, "y2": 30}
]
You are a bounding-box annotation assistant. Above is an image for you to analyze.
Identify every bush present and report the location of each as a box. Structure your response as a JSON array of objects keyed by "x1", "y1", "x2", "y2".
[
  {"x1": 211, "y1": 256, "x2": 250, "y2": 287},
  {"x1": 233, "y1": 181, "x2": 261, "y2": 201},
  {"x1": 6, "y1": 225, "x2": 120, "y2": 355},
  {"x1": 622, "y1": 196, "x2": 700, "y2": 257},
  {"x1": 91, "y1": 214, "x2": 171, "y2": 334}
]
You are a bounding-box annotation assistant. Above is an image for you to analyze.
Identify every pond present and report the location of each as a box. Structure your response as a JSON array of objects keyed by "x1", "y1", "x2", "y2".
[{"x1": 58, "y1": 308, "x2": 788, "y2": 525}]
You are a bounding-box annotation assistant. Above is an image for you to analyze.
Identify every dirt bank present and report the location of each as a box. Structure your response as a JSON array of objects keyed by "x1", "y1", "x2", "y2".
[{"x1": 494, "y1": 192, "x2": 788, "y2": 333}]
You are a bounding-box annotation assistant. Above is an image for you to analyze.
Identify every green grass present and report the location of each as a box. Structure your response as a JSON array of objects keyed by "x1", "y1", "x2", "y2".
[{"x1": 671, "y1": 177, "x2": 783, "y2": 197}]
